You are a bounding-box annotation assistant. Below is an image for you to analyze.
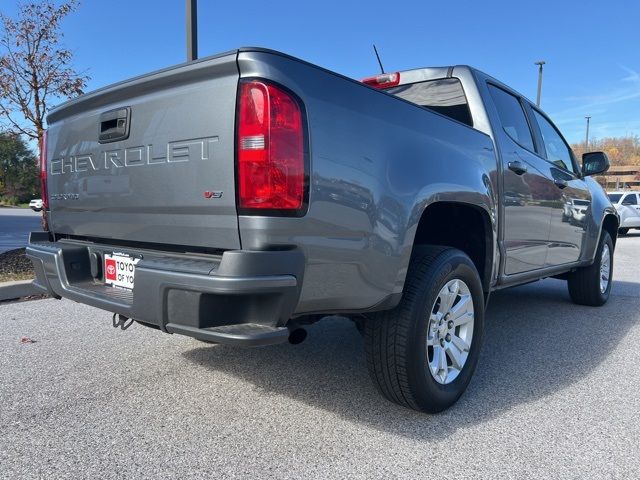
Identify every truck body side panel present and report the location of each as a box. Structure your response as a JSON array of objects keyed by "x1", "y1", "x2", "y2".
[
  {"x1": 236, "y1": 50, "x2": 499, "y2": 315},
  {"x1": 582, "y1": 176, "x2": 619, "y2": 261}
]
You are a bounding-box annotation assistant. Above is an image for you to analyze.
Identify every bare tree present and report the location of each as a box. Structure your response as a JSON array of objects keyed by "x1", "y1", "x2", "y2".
[{"x1": 0, "y1": 1, "x2": 89, "y2": 154}]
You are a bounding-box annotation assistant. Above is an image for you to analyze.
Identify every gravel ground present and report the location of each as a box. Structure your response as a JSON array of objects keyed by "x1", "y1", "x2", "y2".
[
  {"x1": 0, "y1": 248, "x2": 34, "y2": 282},
  {"x1": 1, "y1": 234, "x2": 640, "y2": 479}
]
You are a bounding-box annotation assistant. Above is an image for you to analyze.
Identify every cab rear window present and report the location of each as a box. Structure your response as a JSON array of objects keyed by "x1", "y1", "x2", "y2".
[{"x1": 386, "y1": 78, "x2": 473, "y2": 127}]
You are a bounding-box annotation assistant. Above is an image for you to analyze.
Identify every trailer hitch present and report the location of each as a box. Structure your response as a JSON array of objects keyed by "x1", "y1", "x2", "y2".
[{"x1": 112, "y1": 313, "x2": 135, "y2": 331}]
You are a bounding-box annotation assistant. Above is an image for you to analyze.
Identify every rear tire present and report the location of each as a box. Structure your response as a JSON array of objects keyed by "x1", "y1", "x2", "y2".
[
  {"x1": 364, "y1": 246, "x2": 484, "y2": 413},
  {"x1": 567, "y1": 231, "x2": 613, "y2": 306}
]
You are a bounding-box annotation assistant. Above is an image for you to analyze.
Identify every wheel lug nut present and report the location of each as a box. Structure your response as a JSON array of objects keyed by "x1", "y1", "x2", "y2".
[
  {"x1": 440, "y1": 339, "x2": 445, "y2": 347},
  {"x1": 445, "y1": 333, "x2": 451, "y2": 342},
  {"x1": 448, "y1": 320, "x2": 454, "y2": 329}
]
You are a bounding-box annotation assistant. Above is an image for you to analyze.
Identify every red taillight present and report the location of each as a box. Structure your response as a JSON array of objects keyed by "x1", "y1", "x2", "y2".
[
  {"x1": 362, "y1": 72, "x2": 401, "y2": 89},
  {"x1": 40, "y1": 130, "x2": 48, "y2": 210},
  {"x1": 237, "y1": 79, "x2": 305, "y2": 213}
]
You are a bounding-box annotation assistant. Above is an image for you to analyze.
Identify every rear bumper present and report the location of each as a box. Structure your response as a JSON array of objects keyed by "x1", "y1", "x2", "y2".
[{"x1": 26, "y1": 232, "x2": 304, "y2": 346}]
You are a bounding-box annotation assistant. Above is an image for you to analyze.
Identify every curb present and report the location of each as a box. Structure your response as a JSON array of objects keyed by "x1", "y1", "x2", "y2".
[{"x1": 0, "y1": 279, "x2": 39, "y2": 302}]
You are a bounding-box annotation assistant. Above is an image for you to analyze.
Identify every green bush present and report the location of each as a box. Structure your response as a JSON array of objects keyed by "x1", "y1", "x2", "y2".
[{"x1": 0, "y1": 196, "x2": 20, "y2": 206}]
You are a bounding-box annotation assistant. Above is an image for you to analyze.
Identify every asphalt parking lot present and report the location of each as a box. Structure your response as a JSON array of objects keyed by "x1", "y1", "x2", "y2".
[
  {"x1": 0, "y1": 208, "x2": 42, "y2": 254},
  {"x1": 2, "y1": 234, "x2": 640, "y2": 479}
]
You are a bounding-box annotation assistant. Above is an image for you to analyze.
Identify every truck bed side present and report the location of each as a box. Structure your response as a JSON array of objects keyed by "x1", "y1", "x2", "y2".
[{"x1": 236, "y1": 49, "x2": 499, "y2": 314}]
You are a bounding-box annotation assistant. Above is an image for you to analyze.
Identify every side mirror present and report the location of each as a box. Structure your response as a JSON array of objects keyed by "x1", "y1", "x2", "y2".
[{"x1": 582, "y1": 151, "x2": 610, "y2": 176}]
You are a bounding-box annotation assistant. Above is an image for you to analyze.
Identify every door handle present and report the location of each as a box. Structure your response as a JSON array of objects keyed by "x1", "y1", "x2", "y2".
[
  {"x1": 508, "y1": 160, "x2": 527, "y2": 175},
  {"x1": 554, "y1": 179, "x2": 568, "y2": 189}
]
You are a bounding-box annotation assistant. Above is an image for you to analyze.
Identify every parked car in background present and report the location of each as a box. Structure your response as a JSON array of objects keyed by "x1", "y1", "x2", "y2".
[
  {"x1": 608, "y1": 191, "x2": 640, "y2": 234},
  {"x1": 29, "y1": 199, "x2": 43, "y2": 212}
]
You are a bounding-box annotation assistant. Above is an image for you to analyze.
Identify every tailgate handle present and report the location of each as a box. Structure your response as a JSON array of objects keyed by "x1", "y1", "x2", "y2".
[{"x1": 98, "y1": 107, "x2": 131, "y2": 143}]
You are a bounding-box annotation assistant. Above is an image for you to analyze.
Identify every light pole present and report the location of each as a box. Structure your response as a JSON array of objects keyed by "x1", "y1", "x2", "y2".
[
  {"x1": 186, "y1": 0, "x2": 198, "y2": 61},
  {"x1": 535, "y1": 60, "x2": 545, "y2": 107},
  {"x1": 585, "y1": 116, "x2": 591, "y2": 151}
]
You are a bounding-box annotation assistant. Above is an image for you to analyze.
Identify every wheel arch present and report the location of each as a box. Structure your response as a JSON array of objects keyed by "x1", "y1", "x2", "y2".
[
  {"x1": 601, "y1": 213, "x2": 619, "y2": 248},
  {"x1": 408, "y1": 201, "x2": 495, "y2": 294}
]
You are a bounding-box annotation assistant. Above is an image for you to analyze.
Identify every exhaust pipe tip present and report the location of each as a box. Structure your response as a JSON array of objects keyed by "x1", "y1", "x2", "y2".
[{"x1": 288, "y1": 327, "x2": 307, "y2": 345}]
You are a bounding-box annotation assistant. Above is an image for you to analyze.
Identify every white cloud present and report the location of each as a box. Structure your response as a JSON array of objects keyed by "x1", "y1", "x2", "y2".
[
  {"x1": 547, "y1": 65, "x2": 640, "y2": 142},
  {"x1": 620, "y1": 65, "x2": 640, "y2": 83}
]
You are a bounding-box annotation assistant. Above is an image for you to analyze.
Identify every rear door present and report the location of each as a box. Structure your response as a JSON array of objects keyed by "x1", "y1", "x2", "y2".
[
  {"x1": 528, "y1": 107, "x2": 591, "y2": 266},
  {"x1": 46, "y1": 52, "x2": 240, "y2": 250},
  {"x1": 487, "y1": 83, "x2": 556, "y2": 275}
]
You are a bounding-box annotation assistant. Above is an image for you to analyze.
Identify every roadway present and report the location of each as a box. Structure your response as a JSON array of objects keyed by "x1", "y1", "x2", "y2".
[
  {"x1": 1, "y1": 233, "x2": 639, "y2": 478},
  {"x1": 0, "y1": 208, "x2": 42, "y2": 253}
]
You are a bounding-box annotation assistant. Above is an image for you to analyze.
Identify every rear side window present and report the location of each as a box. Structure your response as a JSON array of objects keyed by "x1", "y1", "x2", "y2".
[
  {"x1": 487, "y1": 84, "x2": 535, "y2": 152},
  {"x1": 622, "y1": 194, "x2": 638, "y2": 205},
  {"x1": 386, "y1": 78, "x2": 473, "y2": 126}
]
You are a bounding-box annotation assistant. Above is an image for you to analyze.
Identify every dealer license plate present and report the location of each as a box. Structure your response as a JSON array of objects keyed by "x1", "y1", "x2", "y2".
[{"x1": 104, "y1": 254, "x2": 140, "y2": 290}]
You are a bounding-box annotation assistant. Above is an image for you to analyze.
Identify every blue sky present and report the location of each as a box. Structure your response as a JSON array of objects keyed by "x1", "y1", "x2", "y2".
[{"x1": 4, "y1": 0, "x2": 640, "y2": 144}]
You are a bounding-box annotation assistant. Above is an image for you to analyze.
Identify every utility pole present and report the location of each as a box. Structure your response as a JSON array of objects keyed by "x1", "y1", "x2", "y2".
[
  {"x1": 534, "y1": 60, "x2": 545, "y2": 107},
  {"x1": 585, "y1": 116, "x2": 591, "y2": 150},
  {"x1": 186, "y1": 0, "x2": 198, "y2": 61}
]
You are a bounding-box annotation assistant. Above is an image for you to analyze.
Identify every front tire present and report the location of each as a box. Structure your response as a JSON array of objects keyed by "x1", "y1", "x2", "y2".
[
  {"x1": 364, "y1": 247, "x2": 484, "y2": 413},
  {"x1": 567, "y1": 231, "x2": 613, "y2": 306},
  {"x1": 619, "y1": 228, "x2": 629, "y2": 236}
]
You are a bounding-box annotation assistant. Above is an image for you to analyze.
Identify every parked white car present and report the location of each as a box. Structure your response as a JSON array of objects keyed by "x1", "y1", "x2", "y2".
[
  {"x1": 29, "y1": 198, "x2": 43, "y2": 212},
  {"x1": 608, "y1": 191, "x2": 640, "y2": 234}
]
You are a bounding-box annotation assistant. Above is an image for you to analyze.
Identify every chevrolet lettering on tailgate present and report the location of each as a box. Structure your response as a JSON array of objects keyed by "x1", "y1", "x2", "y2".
[{"x1": 50, "y1": 136, "x2": 219, "y2": 175}]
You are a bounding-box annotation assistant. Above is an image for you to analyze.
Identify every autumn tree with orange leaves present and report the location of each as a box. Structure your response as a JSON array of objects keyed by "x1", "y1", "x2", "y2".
[{"x1": 572, "y1": 135, "x2": 640, "y2": 167}]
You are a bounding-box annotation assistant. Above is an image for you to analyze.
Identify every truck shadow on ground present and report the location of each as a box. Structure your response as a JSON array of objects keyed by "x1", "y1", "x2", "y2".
[{"x1": 182, "y1": 278, "x2": 639, "y2": 440}]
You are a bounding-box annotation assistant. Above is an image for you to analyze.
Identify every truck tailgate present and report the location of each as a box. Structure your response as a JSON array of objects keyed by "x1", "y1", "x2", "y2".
[{"x1": 45, "y1": 51, "x2": 240, "y2": 250}]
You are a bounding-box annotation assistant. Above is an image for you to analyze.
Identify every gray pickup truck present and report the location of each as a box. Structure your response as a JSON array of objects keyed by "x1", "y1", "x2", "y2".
[{"x1": 27, "y1": 48, "x2": 618, "y2": 413}]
